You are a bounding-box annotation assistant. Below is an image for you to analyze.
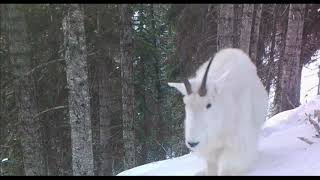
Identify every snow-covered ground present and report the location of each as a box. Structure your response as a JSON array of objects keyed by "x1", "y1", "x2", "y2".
[
  {"x1": 117, "y1": 96, "x2": 320, "y2": 176},
  {"x1": 300, "y1": 51, "x2": 320, "y2": 104}
]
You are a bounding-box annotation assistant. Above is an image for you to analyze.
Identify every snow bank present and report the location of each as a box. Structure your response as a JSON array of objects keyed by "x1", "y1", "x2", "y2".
[{"x1": 117, "y1": 96, "x2": 320, "y2": 176}]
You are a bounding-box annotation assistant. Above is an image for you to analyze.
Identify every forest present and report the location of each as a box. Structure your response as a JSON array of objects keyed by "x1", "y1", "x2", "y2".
[{"x1": 0, "y1": 4, "x2": 319, "y2": 176}]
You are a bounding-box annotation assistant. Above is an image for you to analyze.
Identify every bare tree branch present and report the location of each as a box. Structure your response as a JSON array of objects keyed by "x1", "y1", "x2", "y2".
[
  {"x1": 297, "y1": 137, "x2": 314, "y2": 145},
  {"x1": 33, "y1": 105, "x2": 67, "y2": 119}
]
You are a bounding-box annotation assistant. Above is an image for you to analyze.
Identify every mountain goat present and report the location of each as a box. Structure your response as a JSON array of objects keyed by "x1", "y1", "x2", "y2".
[{"x1": 168, "y1": 48, "x2": 268, "y2": 175}]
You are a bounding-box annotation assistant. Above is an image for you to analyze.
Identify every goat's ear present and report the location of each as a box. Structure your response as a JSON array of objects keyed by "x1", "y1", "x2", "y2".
[
  {"x1": 168, "y1": 82, "x2": 187, "y2": 96},
  {"x1": 213, "y1": 70, "x2": 230, "y2": 94}
]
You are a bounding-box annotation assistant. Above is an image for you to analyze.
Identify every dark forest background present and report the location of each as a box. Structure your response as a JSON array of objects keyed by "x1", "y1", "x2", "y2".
[{"x1": 0, "y1": 4, "x2": 319, "y2": 176}]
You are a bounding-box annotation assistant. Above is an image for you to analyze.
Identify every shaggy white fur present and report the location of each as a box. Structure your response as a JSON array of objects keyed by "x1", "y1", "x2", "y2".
[{"x1": 168, "y1": 48, "x2": 268, "y2": 175}]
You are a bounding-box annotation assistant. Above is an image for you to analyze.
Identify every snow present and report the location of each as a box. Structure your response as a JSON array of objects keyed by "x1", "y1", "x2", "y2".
[
  {"x1": 1, "y1": 158, "x2": 8, "y2": 163},
  {"x1": 117, "y1": 96, "x2": 320, "y2": 176}
]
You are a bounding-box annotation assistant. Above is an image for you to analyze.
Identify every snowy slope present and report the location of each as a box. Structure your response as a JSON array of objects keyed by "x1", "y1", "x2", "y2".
[{"x1": 117, "y1": 96, "x2": 320, "y2": 176}]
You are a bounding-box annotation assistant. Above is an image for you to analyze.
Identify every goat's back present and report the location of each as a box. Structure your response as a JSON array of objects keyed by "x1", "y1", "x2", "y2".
[{"x1": 190, "y1": 48, "x2": 260, "y2": 93}]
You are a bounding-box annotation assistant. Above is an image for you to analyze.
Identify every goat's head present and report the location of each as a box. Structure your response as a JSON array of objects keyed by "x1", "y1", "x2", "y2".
[{"x1": 168, "y1": 57, "x2": 230, "y2": 152}]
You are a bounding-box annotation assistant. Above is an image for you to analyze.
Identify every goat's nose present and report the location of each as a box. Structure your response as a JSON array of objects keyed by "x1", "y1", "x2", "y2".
[{"x1": 187, "y1": 141, "x2": 199, "y2": 148}]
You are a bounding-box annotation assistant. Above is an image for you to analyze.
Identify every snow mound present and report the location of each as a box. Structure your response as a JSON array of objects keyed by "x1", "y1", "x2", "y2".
[
  {"x1": 262, "y1": 96, "x2": 320, "y2": 137},
  {"x1": 117, "y1": 96, "x2": 320, "y2": 176}
]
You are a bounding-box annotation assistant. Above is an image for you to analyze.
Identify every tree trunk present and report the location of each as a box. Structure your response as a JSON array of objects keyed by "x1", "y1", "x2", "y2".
[
  {"x1": 318, "y1": 65, "x2": 320, "y2": 95},
  {"x1": 239, "y1": 4, "x2": 254, "y2": 54},
  {"x1": 150, "y1": 4, "x2": 166, "y2": 161},
  {"x1": 0, "y1": 5, "x2": 4, "y2": 160},
  {"x1": 83, "y1": 4, "x2": 101, "y2": 176},
  {"x1": 88, "y1": 51, "x2": 100, "y2": 176},
  {"x1": 84, "y1": 5, "x2": 114, "y2": 176},
  {"x1": 273, "y1": 5, "x2": 289, "y2": 115},
  {"x1": 6, "y1": 4, "x2": 47, "y2": 176},
  {"x1": 279, "y1": 4, "x2": 306, "y2": 112},
  {"x1": 217, "y1": 4, "x2": 234, "y2": 50},
  {"x1": 266, "y1": 5, "x2": 278, "y2": 94},
  {"x1": 295, "y1": 63, "x2": 303, "y2": 104},
  {"x1": 233, "y1": 4, "x2": 243, "y2": 48},
  {"x1": 97, "y1": 56, "x2": 113, "y2": 176},
  {"x1": 140, "y1": 56, "x2": 150, "y2": 165},
  {"x1": 43, "y1": 5, "x2": 72, "y2": 176},
  {"x1": 119, "y1": 4, "x2": 136, "y2": 170},
  {"x1": 62, "y1": 4, "x2": 94, "y2": 176},
  {"x1": 135, "y1": 5, "x2": 149, "y2": 166},
  {"x1": 249, "y1": 4, "x2": 262, "y2": 64}
]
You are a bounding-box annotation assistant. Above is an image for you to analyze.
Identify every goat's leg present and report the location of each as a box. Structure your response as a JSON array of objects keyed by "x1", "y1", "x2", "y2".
[
  {"x1": 206, "y1": 161, "x2": 218, "y2": 175},
  {"x1": 217, "y1": 148, "x2": 254, "y2": 176},
  {"x1": 204, "y1": 151, "x2": 220, "y2": 176}
]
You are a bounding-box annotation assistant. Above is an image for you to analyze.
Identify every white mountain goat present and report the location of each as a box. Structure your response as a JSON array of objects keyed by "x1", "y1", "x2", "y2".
[{"x1": 168, "y1": 48, "x2": 268, "y2": 175}]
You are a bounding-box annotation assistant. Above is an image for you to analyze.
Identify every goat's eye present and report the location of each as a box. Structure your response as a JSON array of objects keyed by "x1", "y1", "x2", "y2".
[{"x1": 206, "y1": 103, "x2": 212, "y2": 109}]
